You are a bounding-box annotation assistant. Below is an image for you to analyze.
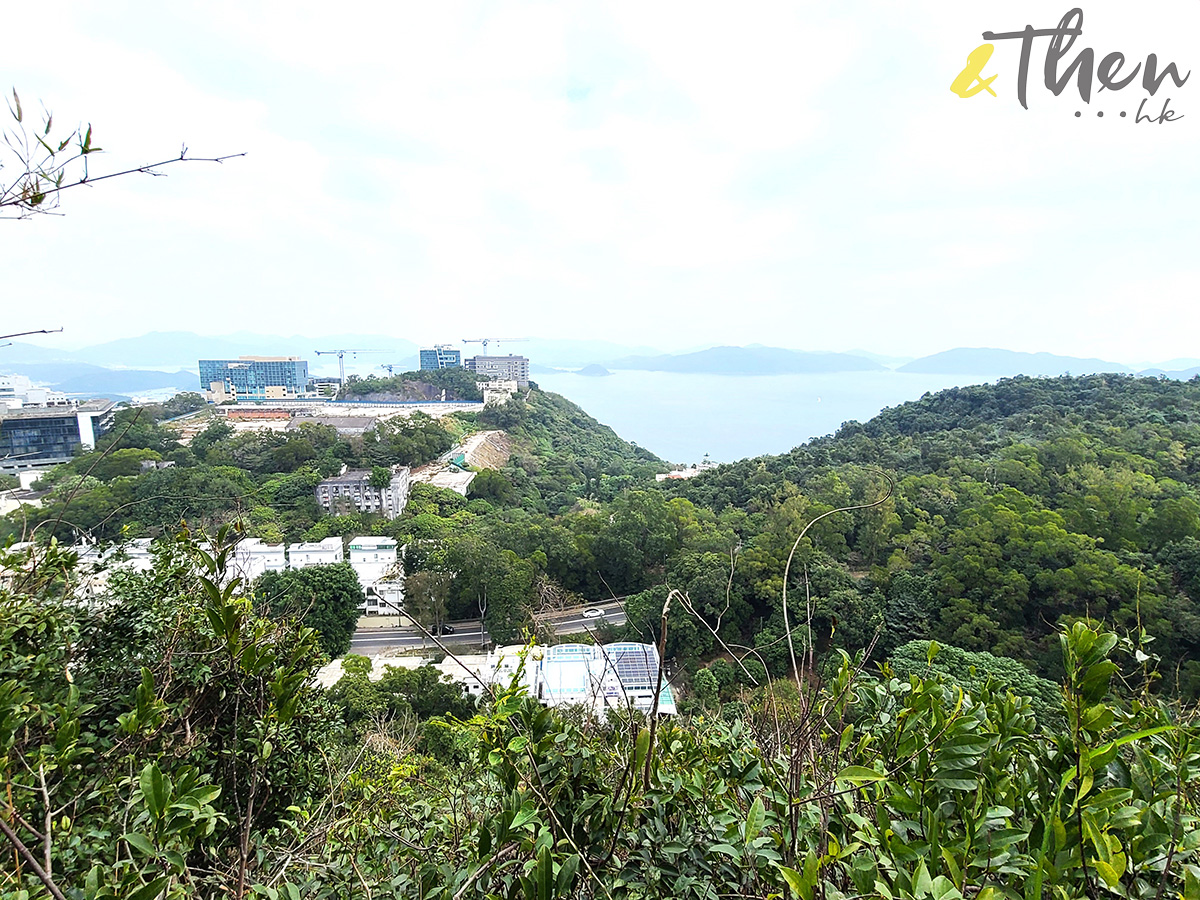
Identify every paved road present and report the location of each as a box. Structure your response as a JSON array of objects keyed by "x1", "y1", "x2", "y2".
[{"x1": 349, "y1": 599, "x2": 629, "y2": 653}]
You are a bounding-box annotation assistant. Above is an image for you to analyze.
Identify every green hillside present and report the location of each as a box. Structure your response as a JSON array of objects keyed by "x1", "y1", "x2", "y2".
[
  {"x1": 7, "y1": 374, "x2": 1200, "y2": 898},
  {"x1": 665, "y1": 374, "x2": 1200, "y2": 689}
]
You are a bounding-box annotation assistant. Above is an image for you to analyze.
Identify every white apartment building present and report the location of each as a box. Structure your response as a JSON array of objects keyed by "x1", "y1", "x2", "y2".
[
  {"x1": 229, "y1": 538, "x2": 288, "y2": 582},
  {"x1": 288, "y1": 537, "x2": 345, "y2": 568},
  {"x1": 347, "y1": 536, "x2": 405, "y2": 615},
  {"x1": 347, "y1": 536, "x2": 399, "y2": 583}
]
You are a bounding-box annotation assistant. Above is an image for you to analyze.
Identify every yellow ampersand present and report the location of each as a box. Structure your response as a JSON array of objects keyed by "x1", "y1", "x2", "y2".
[{"x1": 951, "y1": 43, "x2": 998, "y2": 97}]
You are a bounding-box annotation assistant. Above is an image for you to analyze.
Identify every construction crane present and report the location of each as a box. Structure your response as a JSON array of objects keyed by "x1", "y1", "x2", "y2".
[
  {"x1": 314, "y1": 348, "x2": 391, "y2": 387},
  {"x1": 462, "y1": 337, "x2": 528, "y2": 355},
  {"x1": 378, "y1": 363, "x2": 411, "y2": 375}
]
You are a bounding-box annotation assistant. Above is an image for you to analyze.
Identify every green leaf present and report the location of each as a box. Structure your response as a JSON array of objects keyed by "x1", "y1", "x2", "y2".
[
  {"x1": 123, "y1": 832, "x2": 156, "y2": 857},
  {"x1": 140, "y1": 763, "x2": 167, "y2": 820},
  {"x1": 913, "y1": 860, "x2": 933, "y2": 896},
  {"x1": 1184, "y1": 866, "x2": 1200, "y2": 900},
  {"x1": 510, "y1": 801, "x2": 539, "y2": 830},
  {"x1": 940, "y1": 847, "x2": 962, "y2": 888},
  {"x1": 634, "y1": 726, "x2": 650, "y2": 771},
  {"x1": 839, "y1": 724, "x2": 854, "y2": 753},
  {"x1": 929, "y1": 875, "x2": 963, "y2": 899},
  {"x1": 1092, "y1": 858, "x2": 1121, "y2": 889},
  {"x1": 836, "y1": 765, "x2": 886, "y2": 784},
  {"x1": 557, "y1": 854, "x2": 580, "y2": 894},
  {"x1": 127, "y1": 876, "x2": 170, "y2": 900},
  {"x1": 745, "y1": 796, "x2": 765, "y2": 845},
  {"x1": 710, "y1": 842, "x2": 740, "y2": 857},
  {"x1": 932, "y1": 774, "x2": 978, "y2": 791},
  {"x1": 777, "y1": 865, "x2": 806, "y2": 899},
  {"x1": 537, "y1": 845, "x2": 553, "y2": 900}
]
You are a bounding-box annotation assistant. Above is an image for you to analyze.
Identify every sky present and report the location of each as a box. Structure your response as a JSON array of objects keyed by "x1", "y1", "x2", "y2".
[{"x1": 3, "y1": 1, "x2": 1198, "y2": 363}]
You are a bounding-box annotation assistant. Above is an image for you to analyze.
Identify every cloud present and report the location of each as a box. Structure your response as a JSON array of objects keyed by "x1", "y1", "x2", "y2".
[{"x1": 2, "y1": 0, "x2": 1197, "y2": 360}]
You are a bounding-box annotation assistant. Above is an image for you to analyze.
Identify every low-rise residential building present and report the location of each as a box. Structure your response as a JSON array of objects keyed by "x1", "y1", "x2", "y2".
[
  {"x1": 230, "y1": 538, "x2": 288, "y2": 582},
  {"x1": 288, "y1": 537, "x2": 344, "y2": 568},
  {"x1": 347, "y1": 535, "x2": 404, "y2": 615},
  {"x1": 315, "y1": 468, "x2": 411, "y2": 519},
  {"x1": 362, "y1": 580, "x2": 405, "y2": 616},
  {"x1": 347, "y1": 535, "x2": 399, "y2": 583}
]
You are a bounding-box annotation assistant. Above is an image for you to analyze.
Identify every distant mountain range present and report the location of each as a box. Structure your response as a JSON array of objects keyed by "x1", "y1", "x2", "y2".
[
  {"x1": 2, "y1": 333, "x2": 1197, "y2": 398},
  {"x1": 605, "y1": 345, "x2": 885, "y2": 375},
  {"x1": 897, "y1": 348, "x2": 1199, "y2": 379},
  {"x1": 898, "y1": 348, "x2": 1132, "y2": 376}
]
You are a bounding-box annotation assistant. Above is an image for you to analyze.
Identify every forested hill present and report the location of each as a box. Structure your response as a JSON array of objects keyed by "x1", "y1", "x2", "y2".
[
  {"x1": 663, "y1": 374, "x2": 1200, "y2": 693},
  {"x1": 674, "y1": 374, "x2": 1200, "y2": 509}
]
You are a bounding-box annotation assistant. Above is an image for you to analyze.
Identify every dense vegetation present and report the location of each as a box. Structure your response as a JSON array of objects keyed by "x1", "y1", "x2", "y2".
[
  {"x1": 342, "y1": 367, "x2": 486, "y2": 402},
  {"x1": 4, "y1": 535, "x2": 1199, "y2": 898},
  {"x1": 11, "y1": 408, "x2": 452, "y2": 545},
  {"x1": 7, "y1": 374, "x2": 1200, "y2": 897},
  {"x1": 663, "y1": 375, "x2": 1200, "y2": 694}
]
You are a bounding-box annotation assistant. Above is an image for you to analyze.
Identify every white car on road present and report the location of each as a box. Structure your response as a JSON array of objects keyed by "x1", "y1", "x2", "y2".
[{"x1": 582, "y1": 607, "x2": 605, "y2": 619}]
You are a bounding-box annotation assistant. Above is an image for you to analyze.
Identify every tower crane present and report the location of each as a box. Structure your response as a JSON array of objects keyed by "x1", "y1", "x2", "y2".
[
  {"x1": 314, "y1": 348, "x2": 391, "y2": 388},
  {"x1": 461, "y1": 337, "x2": 528, "y2": 355}
]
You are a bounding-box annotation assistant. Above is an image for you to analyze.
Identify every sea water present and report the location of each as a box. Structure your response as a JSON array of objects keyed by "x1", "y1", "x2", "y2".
[{"x1": 533, "y1": 370, "x2": 1001, "y2": 463}]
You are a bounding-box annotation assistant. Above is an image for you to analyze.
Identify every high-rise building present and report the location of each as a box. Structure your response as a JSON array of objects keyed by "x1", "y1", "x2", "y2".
[
  {"x1": 419, "y1": 345, "x2": 462, "y2": 370},
  {"x1": 465, "y1": 355, "x2": 530, "y2": 386},
  {"x1": 0, "y1": 399, "x2": 116, "y2": 473},
  {"x1": 198, "y1": 357, "x2": 310, "y2": 402}
]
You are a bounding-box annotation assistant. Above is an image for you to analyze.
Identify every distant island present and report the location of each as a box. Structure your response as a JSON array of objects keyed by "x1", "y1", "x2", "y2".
[{"x1": 576, "y1": 364, "x2": 612, "y2": 377}]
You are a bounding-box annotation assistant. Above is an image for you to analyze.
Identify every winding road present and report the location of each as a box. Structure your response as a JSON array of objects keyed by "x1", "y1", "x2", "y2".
[{"x1": 349, "y1": 598, "x2": 630, "y2": 653}]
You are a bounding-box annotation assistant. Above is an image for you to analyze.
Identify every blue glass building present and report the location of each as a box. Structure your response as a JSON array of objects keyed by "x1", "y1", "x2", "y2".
[
  {"x1": 198, "y1": 357, "x2": 310, "y2": 400},
  {"x1": 419, "y1": 346, "x2": 461, "y2": 370}
]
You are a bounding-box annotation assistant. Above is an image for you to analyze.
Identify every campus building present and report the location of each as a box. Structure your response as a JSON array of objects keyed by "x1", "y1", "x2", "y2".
[
  {"x1": 419, "y1": 345, "x2": 462, "y2": 370},
  {"x1": 199, "y1": 357, "x2": 310, "y2": 402},
  {"x1": 0, "y1": 399, "x2": 117, "y2": 473},
  {"x1": 465, "y1": 355, "x2": 530, "y2": 386}
]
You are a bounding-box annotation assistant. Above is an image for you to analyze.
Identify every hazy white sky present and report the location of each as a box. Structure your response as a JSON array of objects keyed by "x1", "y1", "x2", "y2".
[{"x1": 4, "y1": 1, "x2": 1197, "y2": 362}]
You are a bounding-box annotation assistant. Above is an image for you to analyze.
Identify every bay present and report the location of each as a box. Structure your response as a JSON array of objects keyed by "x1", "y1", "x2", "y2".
[{"x1": 533, "y1": 370, "x2": 1003, "y2": 463}]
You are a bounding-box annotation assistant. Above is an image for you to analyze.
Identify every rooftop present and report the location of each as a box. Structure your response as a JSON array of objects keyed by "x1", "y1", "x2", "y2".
[
  {"x1": 290, "y1": 537, "x2": 344, "y2": 552},
  {"x1": 318, "y1": 469, "x2": 374, "y2": 484},
  {"x1": 0, "y1": 399, "x2": 115, "y2": 420},
  {"x1": 348, "y1": 536, "x2": 398, "y2": 549},
  {"x1": 289, "y1": 416, "x2": 379, "y2": 434}
]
